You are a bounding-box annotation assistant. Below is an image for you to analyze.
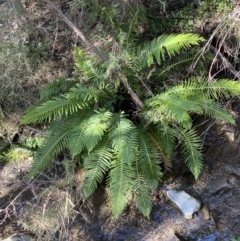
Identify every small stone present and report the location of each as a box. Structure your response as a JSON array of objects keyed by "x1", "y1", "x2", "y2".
[
  {"x1": 167, "y1": 189, "x2": 201, "y2": 219},
  {"x1": 7, "y1": 173, "x2": 20, "y2": 179},
  {"x1": 225, "y1": 131, "x2": 234, "y2": 142},
  {"x1": 200, "y1": 204, "x2": 210, "y2": 220}
]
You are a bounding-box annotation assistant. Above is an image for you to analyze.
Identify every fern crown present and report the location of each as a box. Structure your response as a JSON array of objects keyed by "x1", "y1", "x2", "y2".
[{"x1": 20, "y1": 32, "x2": 240, "y2": 218}]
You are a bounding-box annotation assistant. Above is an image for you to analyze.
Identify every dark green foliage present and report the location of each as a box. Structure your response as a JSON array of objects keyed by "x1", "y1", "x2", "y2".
[{"x1": 20, "y1": 31, "x2": 240, "y2": 218}]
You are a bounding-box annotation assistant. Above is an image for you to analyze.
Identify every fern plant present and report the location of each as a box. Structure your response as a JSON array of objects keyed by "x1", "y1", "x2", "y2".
[{"x1": 20, "y1": 32, "x2": 240, "y2": 218}]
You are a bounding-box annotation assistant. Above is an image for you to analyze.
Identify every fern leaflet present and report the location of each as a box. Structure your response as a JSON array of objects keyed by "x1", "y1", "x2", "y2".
[{"x1": 83, "y1": 135, "x2": 113, "y2": 198}]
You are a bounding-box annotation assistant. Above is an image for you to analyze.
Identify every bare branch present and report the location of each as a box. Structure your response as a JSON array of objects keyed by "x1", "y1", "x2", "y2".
[
  {"x1": 209, "y1": 44, "x2": 240, "y2": 81},
  {"x1": 44, "y1": 0, "x2": 144, "y2": 109}
]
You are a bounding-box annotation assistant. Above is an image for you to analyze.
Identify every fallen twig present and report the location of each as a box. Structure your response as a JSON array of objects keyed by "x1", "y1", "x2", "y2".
[{"x1": 44, "y1": 0, "x2": 144, "y2": 109}]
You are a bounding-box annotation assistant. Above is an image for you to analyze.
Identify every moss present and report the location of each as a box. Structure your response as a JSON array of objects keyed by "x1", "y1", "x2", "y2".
[{"x1": 0, "y1": 146, "x2": 32, "y2": 162}]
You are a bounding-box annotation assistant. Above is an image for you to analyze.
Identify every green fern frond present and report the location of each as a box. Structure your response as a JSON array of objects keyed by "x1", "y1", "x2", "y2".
[
  {"x1": 84, "y1": 110, "x2": 113, "y2": 152},
  {"x1": 146, "y1": 93, "x2": 201, "y2": 128},
  {"x1": 28, "y1": 118, "x2": 73, "y2": 178},
  {"x1": 207, "y1": 79, "x2": 240, "y2": 100},
  {"x1": 157, "y1": 51, "x2": 208, "y2": 80},
  {"x1": 73, "y1": 46, "x2": 105, "y2": 82},
  {"x1": 133, "y1": 174, "x2": 152, "y2": 217},
  {"x1": 138, "y1": 128, "x2": 162, "y2": 188},
  {"x1": 178, "y1": 128, "x2": 203, "y2": 179},
  {"x1": 195, "y1": 99, "x2": 235, "y2": 124},
  {"x1": 149, "y1": 125, "x2": 174, "y2": 167},
  {"x1": 109, "y1": 114, "x2": 138, "y2": 166},
  {"x1": 20, "y1": 96, "x2": 89, "y2": 124},
  {"x1": 83, "y1": 135, "x2": 113, "y2": 198},
  {"x1": 164, "y1": 79, "x2": 240, "y2": 100},
  {"x1": 21, "y1": 83, "x2": 114, "y2": 125},
  {"x1": 67, "y1": 83, "x2": 114, "y2": 102},
  {"x1": 156, "y1": 122, "x2": 176, "y2": 159},
  {"x1": 140, "y1": 33, "x2": 204, "y2": 66},
  {"x1": 40, "y1": 78, "x2": 79, "y2": 101},
  {"x1": 68, "y1": 111, "x2": 94, "y2": 157},
  {"x1": 108, "y1": 156, "x2": 135, "y2": 218}
]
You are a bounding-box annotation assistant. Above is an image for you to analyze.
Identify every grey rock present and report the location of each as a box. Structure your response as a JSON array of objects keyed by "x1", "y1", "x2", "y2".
[
  {"x1": 167, "y1": 189, "x2": 201, "y2": 219},
  {"x1": 1, "y1": 234, "x2": 31, "y2": 241},
  {"x1": 207, "y1": 177, "x2": 230, "y2": 194}
]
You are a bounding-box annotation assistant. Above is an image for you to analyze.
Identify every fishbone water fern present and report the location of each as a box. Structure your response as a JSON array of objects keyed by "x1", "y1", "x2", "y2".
[{"x1": 21, "y1": 32, "x2": 240, "y2": 218}]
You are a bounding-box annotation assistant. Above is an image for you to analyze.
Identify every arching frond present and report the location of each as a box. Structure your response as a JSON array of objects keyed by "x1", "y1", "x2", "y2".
[
  {"x1": 156, "y1": 122, "x2": 176, "y2": 159},
  {"x1": 157, "y1": 51, "x2": 210, "y2": 81},
  {"x1": 178, "y1": 128, "x2": 203, "y2": 179},
  {"x1": 145, "y1": 93, "x2": 201, "y2": 128},
  {"x1": 133, "y1": 173, "x2": 152, "y2": 217},
  {"x1": 20, "y1": 96, "x2": 89, "y2": 124},
  {"x1": 21, "y1": 82, "x2": 115, "y2": 125},
  {"x1": 138, "y1": 128, "x2": 162, "y2": 188},
  {"x1": 108, "y1": 156, "x2": 134, "y2": 218},
  {"x1": 67, "y1": 83, "x2": 114, "y2": 101},
  {"x1": 164, "y1": 79, "x2": 240, "y2": 100},
  {"x1": 207, "y1": 79, "x2": 240, "y2": 100},
  {"x1": 28, "y1": 117, "x2": 77, "y2": 178},
  {"x1": 195, "y1": 99, "x2": 235, "y2": 124},
  {"x1": 149, "y1": 125, "x2": 174, "y2": 168},
  {"x1": 109, "y1": 114, "x2": 138, "y2": 166},
  {"x1": 84, "y1": 110, "x2": 113, "y2": 152},
  {"x1": 140, "y1": 34, "x2": 204, "y2": 66},
  {"x1": 83, "y1": 135, "x2": 113, "y2": 198},
  {"x1": 40, "y1": 78, "x2": 79, "y2": 101},
  {"x1": 68, "y1": 111, "x2": 94, "y2": 157}
]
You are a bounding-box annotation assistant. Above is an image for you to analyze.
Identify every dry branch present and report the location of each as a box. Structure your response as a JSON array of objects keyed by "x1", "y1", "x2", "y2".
[
  {"x1": 209, "y1": 44, "x2": 240, "y2": 81},
  {"x1": 44, "y1": 0, "x2": 144, "y2": 109}
]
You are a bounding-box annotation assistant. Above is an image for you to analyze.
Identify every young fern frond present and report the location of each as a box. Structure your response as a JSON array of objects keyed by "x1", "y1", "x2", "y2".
[
  {"x1": 40, "y1": 78, "x2": 79, "y2": 101},
  {"x1": 149, "y1": 126, "x2": 173, "y2": 168},
  {"x1": 140, "y1": 33, "x2": 204, "y2": 66},
  {"x1": 207, "y1": 79, "x2": 240, "y2": 100},
  {"x1": 73, "y1": 47, "x2": 106, "y2": 82},
  {"x1": 178, "y1": 128, "x2": 203, "y2": 179},
  {"x1": 21, "y1": 83, "x2": 114, "y2": 125},
  {"x1": 83, "y1": 135, "x2": 113, "y2": 198}
]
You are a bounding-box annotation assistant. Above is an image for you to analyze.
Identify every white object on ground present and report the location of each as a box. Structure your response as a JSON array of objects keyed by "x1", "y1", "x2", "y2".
[{"x1": 167, "y1": 189, "x2": 201, "y2": 219}]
